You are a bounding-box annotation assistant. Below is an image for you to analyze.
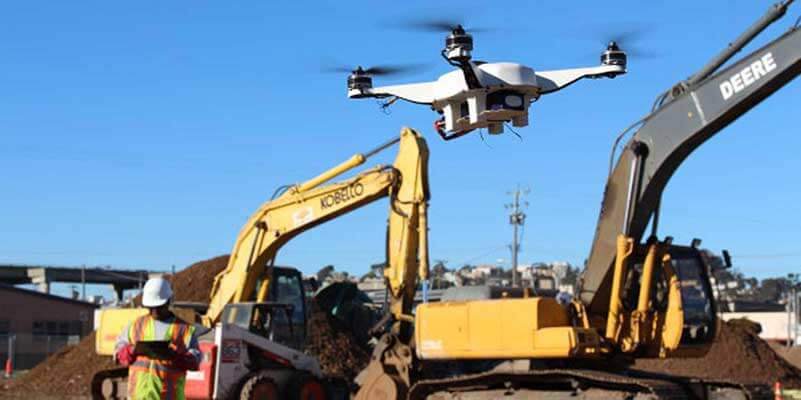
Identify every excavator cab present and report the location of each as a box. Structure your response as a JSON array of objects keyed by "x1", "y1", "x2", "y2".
[
  {"x1": 665, "y1": 245, "x2": 717, "y2": 348},
  {"x1": 610, "y1": 236, "x2": 717, "y2": 358}
]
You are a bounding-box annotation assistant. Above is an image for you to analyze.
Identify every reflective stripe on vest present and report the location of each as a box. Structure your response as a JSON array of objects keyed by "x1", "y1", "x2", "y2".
[{"x1": 126, "y1": 315, "x2": 193, "y2": 400}]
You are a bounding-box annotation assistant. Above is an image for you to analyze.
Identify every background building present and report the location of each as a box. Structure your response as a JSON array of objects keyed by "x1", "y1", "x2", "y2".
[{"x1": 0, "y1": 284, "x2": 96, "y2": 369}]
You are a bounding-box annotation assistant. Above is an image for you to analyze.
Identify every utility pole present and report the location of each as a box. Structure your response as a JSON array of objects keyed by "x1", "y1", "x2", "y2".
[
  {"x1": 81, "y1": 264, "x2": 86, "y2": 301},
  {"x1": 790, "y1": 283, "x2": 798, "y2": 346},
  {"x1": 505, "y1": 186, "x2": 529, "y2": 288},
  {"x1": 792, "y1": 284, "x2": 798, "y2": 346},
  {"x1": 787, "y1": 274, "x2": 799, "y2": 347}
]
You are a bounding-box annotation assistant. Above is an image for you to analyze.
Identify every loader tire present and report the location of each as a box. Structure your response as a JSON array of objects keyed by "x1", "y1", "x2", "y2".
[
  {"x1": 287, "y1": 373, "x2": 326, "y2": 400},
  {"x1": 239, "y1": 372, "x2": 280, "y2": 400}
]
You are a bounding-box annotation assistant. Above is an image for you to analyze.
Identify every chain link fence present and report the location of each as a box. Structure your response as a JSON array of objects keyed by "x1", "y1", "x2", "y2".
[{"x1": 1, "y1": 333, "x2": 81, "y2": 371}]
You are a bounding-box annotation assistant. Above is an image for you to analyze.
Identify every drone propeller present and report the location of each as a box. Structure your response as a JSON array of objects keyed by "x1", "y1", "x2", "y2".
[
  {"x1": 601, "y1": 27, "x2": 659, "y2": 58},
  {"x1": 386, "y1": 17, "x2": 493, "y2": 34},
  {"x1": 571, "y1": 23, "x2": 661, "y2": 60},
  {"x1": 605, "y1": 27, "x2": 649, "y2": 47},
  {"x1": 321, "y1": 63, "x2": 430, "y2": 77}
]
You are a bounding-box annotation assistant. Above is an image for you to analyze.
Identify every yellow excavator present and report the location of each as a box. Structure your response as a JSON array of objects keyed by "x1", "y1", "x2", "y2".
[
  {"x1": 355, "y1": 2, "x2": 801, "y2": 399},
  {"x1": 92, "y1": 127, "x2": 430, "y2": 399}
]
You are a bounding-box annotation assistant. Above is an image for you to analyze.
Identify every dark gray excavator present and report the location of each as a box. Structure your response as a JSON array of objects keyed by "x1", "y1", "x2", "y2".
[{"x1": 580, "y1": 0, "x2": 801, "y2": 319}]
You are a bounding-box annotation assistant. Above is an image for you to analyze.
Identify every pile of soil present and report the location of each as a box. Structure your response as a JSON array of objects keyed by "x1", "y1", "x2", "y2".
[
  {"x1": 1, "y1": 331, "x2": 115, "y2": 397},
  {"x1": 771, "y1": 343, "x2": 801, "y2": 370},
  {"x1": 169, "y1": 255, "x2": 229, "y2": 302},
  {"x1": 131, "y1": 255, "x2": 230, "y2": 305},
  {"x1": 304, "y1": 300, "x2": 370, "y2": 380},
  {"x1": 634, "y1": 319, "x2": 801, "y2": 387}
]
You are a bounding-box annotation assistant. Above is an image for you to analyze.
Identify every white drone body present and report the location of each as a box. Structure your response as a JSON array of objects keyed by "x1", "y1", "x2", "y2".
[
  {"x1": 345, "y1": 26, "x2": 627, "y2": 139},
  {"x1": 350, "y1": 62, "x2": 625, "y2": 136}
]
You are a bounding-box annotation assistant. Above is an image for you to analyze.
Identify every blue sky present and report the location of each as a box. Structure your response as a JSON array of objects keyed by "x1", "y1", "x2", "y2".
[{"x1": 2, "y1": 1, "x2": 800, "y2": 299}]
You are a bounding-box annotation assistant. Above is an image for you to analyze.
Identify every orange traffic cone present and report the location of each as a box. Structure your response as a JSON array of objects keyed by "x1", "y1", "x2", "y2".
[
  {"x1": 3, "y1": 358, "x2": 11, "y2": 379},
  {"x1": 774, "y1": 381, "x2": 783, "y2": 400}
]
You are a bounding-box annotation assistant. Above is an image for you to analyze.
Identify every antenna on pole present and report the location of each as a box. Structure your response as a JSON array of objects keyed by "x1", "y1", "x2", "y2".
[{"x1": 505, "y1": 185, "x2": 530, "y2": 288}]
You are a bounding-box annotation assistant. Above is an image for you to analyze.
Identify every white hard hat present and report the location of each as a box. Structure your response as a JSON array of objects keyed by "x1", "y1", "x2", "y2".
[{"x1": 141, "y1": 277, "x2": 173, "y2": 308}]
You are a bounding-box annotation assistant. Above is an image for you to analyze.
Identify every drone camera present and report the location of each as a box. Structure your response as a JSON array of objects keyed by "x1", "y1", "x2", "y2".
[
  {"x1": 445, "y1": 25, "x2": 473, "y2": 63},
  {"x1": 601, "y1": 41, "x2": 627, "y2": 73},
  {"x1": 487, "y1": 91, "x2": 526, "y2": 111},
  {"x1": 347, "y1": 68, "x2": 373, "y2": 94}
]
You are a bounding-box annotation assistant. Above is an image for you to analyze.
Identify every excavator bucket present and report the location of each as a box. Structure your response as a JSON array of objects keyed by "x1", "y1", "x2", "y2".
[{"x1": 313, "y1": 282, "x2": 379, "y2": 347}]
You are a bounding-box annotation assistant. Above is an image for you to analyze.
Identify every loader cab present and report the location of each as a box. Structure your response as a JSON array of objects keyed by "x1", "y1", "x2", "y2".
[
  {"x1": 269, "y1": 267, "x2": 307, "y2": 347},
  {"x1": 221, "y1": 266, "x2": 308, "y2": 350}
]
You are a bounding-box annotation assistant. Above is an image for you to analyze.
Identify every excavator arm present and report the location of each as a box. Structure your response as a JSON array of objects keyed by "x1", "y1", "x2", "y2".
[
  {"x1": 202, "y1": 127, "x2": 430, "y2": 327},
  {"x1": 581, "y1": 1, "x2": 801, "y2": 316}
]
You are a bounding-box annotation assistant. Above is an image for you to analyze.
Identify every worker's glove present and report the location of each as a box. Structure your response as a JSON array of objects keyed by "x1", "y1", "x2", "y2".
[
  {"x1": 115, "y1": 344, "x2": 135, "y2": 366},
  {"x1": 172, "y1": 351, "x2": 200, "y2": 371}
]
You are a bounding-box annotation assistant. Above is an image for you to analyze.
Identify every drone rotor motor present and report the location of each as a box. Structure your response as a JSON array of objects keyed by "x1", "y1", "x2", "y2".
[
  {"x1": 445, "y1": 25, "x2": 474, "y2": 63},
  {"x1": 601, "y1": 41, "x2": 627, "y2": 77},
  {"x1": 347, "y1": 67, "x2": 373, "y2": 96}
]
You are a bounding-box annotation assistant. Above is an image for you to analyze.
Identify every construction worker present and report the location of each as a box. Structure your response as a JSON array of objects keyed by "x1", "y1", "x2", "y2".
[{"x1": 115, "y1": 277, "x2": 200, "y2": 400}]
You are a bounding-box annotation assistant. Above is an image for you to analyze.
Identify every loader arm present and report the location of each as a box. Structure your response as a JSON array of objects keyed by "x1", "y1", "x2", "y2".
[
  {"x1": 581, "y1": 3, "x2": 801, "y2": 315},
  {"x1": 202, "y1": 127, "x2": 430, "y2": 327}
]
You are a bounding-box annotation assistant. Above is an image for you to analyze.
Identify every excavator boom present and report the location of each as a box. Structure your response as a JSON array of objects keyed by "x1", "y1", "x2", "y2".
[
  {"x1": 204, "y1": 127, "x2": 430, "y2": 326},
  {"x1": 94, "y1": 128, "x2": 430, "y2": 359},
  {"x1": 581, "y1": 9, "x2": 801, "y2": 314}
]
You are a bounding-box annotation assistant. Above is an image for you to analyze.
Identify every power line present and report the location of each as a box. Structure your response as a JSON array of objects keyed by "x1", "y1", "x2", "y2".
[
  {"x1": 453, "y1": 245, "x2": 509, "y2": 267},
  {"x1": 735, "y1": 253, "x2": 801, "y2": 259}
]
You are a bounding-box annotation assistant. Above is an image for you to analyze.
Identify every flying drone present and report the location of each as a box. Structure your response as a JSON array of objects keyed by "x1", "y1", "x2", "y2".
[{"x1": 339, "y1": 21, "x2": 629, "y2": 140}]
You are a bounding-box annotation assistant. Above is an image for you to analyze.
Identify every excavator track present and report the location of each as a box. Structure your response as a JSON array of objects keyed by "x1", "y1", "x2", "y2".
[{"x1": 408, "y1": 369, "x2": 773, "y2": 400}]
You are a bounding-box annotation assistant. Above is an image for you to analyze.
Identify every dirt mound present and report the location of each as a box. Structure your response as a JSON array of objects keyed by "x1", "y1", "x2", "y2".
[
  {"x1": 170, "y1": 255, "x2": 229, "y2": 302},
  {"x1": 132, "y1": 255, "x2": 230, "y2": 305},
  {"x1": 634, "y1": 319, "x2": 801, "y2": 387},
  {"x1": 771, "y1": 343, "x2": 801, "y2": 371},
  {"x1": 305, "y1": 300, "x2": 370, "y2": 381},
  {"x1": 1, "y1": 331, "x2": 115, "y2": 397}
]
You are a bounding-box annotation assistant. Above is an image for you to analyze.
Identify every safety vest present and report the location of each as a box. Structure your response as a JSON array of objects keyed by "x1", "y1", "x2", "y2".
[{"x1": 127, "y1": 314, "x2": 195, "y2": 400}]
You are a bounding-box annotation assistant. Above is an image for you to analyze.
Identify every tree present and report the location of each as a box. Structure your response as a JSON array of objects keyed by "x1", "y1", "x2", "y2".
[
  {"x1": 562, "y1": 265, "x2": 580, "y2": 287},
  {"x1": 755, "y1": 278, "x2": 790, "y2": 303},
  {"x1": 430, "y1": 260, "x2": 452, "y2": 289},
  {"x1": 432, "y1": 260, "x2": 449, "y2": 277},
  {"x1": 360, "y1": 270, "x2": 378, "y2": 281},
  {"x1": 316, "y1": 265, "x2": 335, "y2": 282},
  {"x1": 369, "y1": 262, "x2": 386, "y2": 277}
]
